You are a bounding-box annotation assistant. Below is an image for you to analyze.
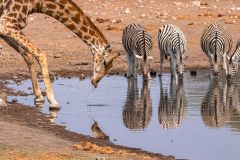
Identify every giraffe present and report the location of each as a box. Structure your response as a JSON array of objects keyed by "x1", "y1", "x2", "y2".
[{"x1": 0, "y1": 0, "x2": 120, "y2": 109}]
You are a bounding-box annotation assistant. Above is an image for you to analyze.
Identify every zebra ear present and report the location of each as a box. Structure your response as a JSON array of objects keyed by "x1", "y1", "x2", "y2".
[
  {"x1": 135, "y1": 54, "x2": 143, "y2": 60},
  {"x1": 148, "y1": 56, "x2": 153, "y2": 60}
]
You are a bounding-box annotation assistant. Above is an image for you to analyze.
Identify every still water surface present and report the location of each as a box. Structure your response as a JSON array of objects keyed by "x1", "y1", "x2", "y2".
[{"x1": 7, "y1": 72, "x2": 240, "y2": 160}]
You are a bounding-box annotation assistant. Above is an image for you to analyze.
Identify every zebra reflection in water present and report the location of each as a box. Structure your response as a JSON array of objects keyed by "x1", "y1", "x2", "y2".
[
  {"x1": 122, "y1": 78, "x2": 152, "y2": 130},
  {"x1": 201, "y1": 80, "x2": 238, "y2": 128},
  {"x1": 158, "y1": 78, "x2": 187, "y2": 129}
]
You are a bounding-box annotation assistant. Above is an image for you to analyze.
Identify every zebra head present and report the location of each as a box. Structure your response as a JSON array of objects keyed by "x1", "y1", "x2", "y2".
[
  {"x1": 175, "y1": 52, "x2": 187, "y2": 80},
  {"x1": 227, "y1": 40, "x2": 240, "y2": 79},
  {"x1": 91, "y1": 45, "x2": 120, "y2": 87},
  {"x1": 135, "y1": 54, "x2": 153, "y2": 80},
  {"x1": 227, "y1": 56, "x2": 238, "y2": 79},
  {"x1": 209, "y1": 52, "x2": 221, "y2": 78}
]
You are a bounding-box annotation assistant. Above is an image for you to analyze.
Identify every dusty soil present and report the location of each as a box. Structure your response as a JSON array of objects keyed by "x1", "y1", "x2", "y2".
[{"x1": 1, "y1": 0, "x2": 240, "y2": 159}]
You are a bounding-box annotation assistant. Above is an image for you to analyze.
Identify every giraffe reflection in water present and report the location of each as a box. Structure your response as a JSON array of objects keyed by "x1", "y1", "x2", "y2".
[
  {"x1": 201, "y1": 80, "x2": 238, "y2": 128},
  {"x1": 122, "y1": 78, "x2": 152, "y2": 130},
  {"x1": 158, "y1": 78, "x2": 187, "y2": 129}
]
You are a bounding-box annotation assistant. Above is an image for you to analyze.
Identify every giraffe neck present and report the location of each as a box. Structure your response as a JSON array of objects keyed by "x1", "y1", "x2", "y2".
[{"x1": 37, "y1": 0, "x2": 109, "y2": 54}]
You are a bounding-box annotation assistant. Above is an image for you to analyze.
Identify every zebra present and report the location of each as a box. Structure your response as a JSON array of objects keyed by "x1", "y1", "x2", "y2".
[
  {"x1": 201, "y1": 23, "x2": 232, "y2": 79},
  {"x1": 122, "y1": 23, "x2": 153, "y2": 80},
  {"x1": 227, "y1": 39, "x2": 240, "y2": 78},
  {"x1": 158, "y1": 24, "x2": 187, "y2": 82}
]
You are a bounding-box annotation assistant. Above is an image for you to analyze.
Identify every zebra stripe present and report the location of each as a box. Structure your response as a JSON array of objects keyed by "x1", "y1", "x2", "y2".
[
  {"x1": 122, "y1": 23, "x2": 152, "y2": 79},
  {"x1": 158, "y1": 24, "x2": 187, "y2": 81},
  {"x1": 228, "y1": 39, "x2": 240, "y2": 77},
  {"x1": 200, "y1": 23, "x2": 232, "y2": 78}
]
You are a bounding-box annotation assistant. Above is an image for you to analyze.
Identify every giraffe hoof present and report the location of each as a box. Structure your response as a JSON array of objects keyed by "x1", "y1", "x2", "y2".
[
  {"x1": 49, "y1": 104, "x2": 61, "y2": 111},
  {"x1": 34, "y1": 96, "x2": 45, "y2": 103}
]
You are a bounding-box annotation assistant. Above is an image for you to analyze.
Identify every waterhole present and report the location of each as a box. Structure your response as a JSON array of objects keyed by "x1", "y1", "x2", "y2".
[{"x1": 7, "y1": 72, "x2": 240, "y2": 160}]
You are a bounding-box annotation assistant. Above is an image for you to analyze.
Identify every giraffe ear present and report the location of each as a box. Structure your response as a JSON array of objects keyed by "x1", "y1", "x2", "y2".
[{"x1": 105, "y1": 51, "x2": 120, "y2": 68}]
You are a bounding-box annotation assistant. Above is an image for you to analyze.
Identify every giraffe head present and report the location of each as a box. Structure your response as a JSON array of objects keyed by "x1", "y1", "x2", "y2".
[{"x1": 91, "y1": 45, "x2": 120, "y2": 87}]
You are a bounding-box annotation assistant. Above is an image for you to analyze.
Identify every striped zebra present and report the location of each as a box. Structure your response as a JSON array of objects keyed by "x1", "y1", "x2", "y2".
[
  {"x1": 201, "y1": 23, "x2": 232, "y2": 79},
  {"x1": 227, "y1": 39, "x2": 240, "y2": 78},
  {"x1": 122, "y1": 23, "x2": 153, "y2": 80},
  {"x1": 158, "y1": 24, "x2": 187, "y2": 81}
]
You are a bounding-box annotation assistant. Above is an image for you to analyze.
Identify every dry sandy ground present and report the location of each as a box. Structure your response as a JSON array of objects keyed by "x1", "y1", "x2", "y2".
[{"x1": 1, "y1": 0, "x2": 240, "y2": 159}]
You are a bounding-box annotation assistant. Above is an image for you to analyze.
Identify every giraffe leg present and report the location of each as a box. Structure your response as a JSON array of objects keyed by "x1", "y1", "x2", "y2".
[
  {"x1": 22, "y1": 53, "x2": 45, "y2": 104},
  {"x1": 0, "y1": 33, "x2": 44, "y2": 104},
  {"x1": 0, "y1": 27, "x2": 59, "y2": 109}
]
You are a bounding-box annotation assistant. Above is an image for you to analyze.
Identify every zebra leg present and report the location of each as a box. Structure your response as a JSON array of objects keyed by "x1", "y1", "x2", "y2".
[
  {"x1": 160, "y1": 52, "x2": 164, "y2": 76},
  {"x1": 209, "y1": 67, "x2": 214, "y2": 80},
  {"x1": 133, "y1": 57, "x2": 138, "y2": 79},
  {"x1": 170, "y1": 56, "x2": 178, "y2": 82},
  {"x1": 223, "y1": 54, "x2": 228, "y2": 75},
  {"x1": 125, "y1": 53, "x2": 132, "y2": 78}
]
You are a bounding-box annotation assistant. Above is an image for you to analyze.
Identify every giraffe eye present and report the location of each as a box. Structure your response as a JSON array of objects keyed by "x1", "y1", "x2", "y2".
[{"x1": 103, "y1": 60, "x2": 108, "y2": 68}]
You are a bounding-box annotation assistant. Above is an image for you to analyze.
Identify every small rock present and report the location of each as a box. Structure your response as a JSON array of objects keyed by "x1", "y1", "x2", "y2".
[
  {"x1": 13, "y1": 75, "x2": 18, "y2": 80},
  {"x1": 188, "y1": 22, "x2": 194, "y2": 25},
  {"x1": 0, "y1": 45, "x2": 3, "y2": 49},
  {"x1": 140, "y1": 14, "x2": 146, "y2": 18},
  {"x1": 79, "y1": 74, "x2": 86, "y2": 80},
  {"x1": 150, "y1": 70, "x2": 157, "y2": 77},
  {"x1": 29, "y1": 17, "x2": 34, "y2": 21},
  {"x1": 125, "y1": 8, "x2": 130, "y2": 14},
  {"x1": 0, "y1": 98, "x2": 7, "y2": 106},
  {"x1": 111, "y1": 19, "x2": 122, "y2": 24},
  {"x1": 96, "y1": 17, "x2": 109, "y2": 23},
  {"x1": 69, "y1": 61, "x2": 81, "y2": 66},
  {"x1": 225, "y1": 21, "x2": 235, "y2": 24},
  {"x1": 0, "y1": 93, "x2": 7, "y2": 100},
  {"x1": 200, "y1": 2, "x2": 208, "y2": 6},
  {"x1": 12, "y1": 98, "x2": 18, "y2": 103},
  {"x1": 106, "y1": 24, "x2": 119, "y2": 31},
  {"x1": 49, "y1": 72, "x2": 55, "y2": 77},
  {"x1": 217, "y1": 13, "x2": 223, "y2": 17},
  {"x1": 54, "y1": 54, "x2": 62, "y2": 58},
  {"x1": 190, "y1": 70, "x2": 197, "y2": 76},
  {"x1": 80, "y1": 62, "x2": 90, "y2": 65}
]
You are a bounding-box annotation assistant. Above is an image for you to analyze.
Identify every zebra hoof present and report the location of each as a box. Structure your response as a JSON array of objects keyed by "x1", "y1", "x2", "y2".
[{"x1": 190, "y1": 70, "x2": 197, "y2": 76}]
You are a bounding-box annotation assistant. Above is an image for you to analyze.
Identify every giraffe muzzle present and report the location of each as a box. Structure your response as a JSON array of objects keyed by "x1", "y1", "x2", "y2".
[{"x1": 91, "y1": 78, "x2": 99, "y2": 88}]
